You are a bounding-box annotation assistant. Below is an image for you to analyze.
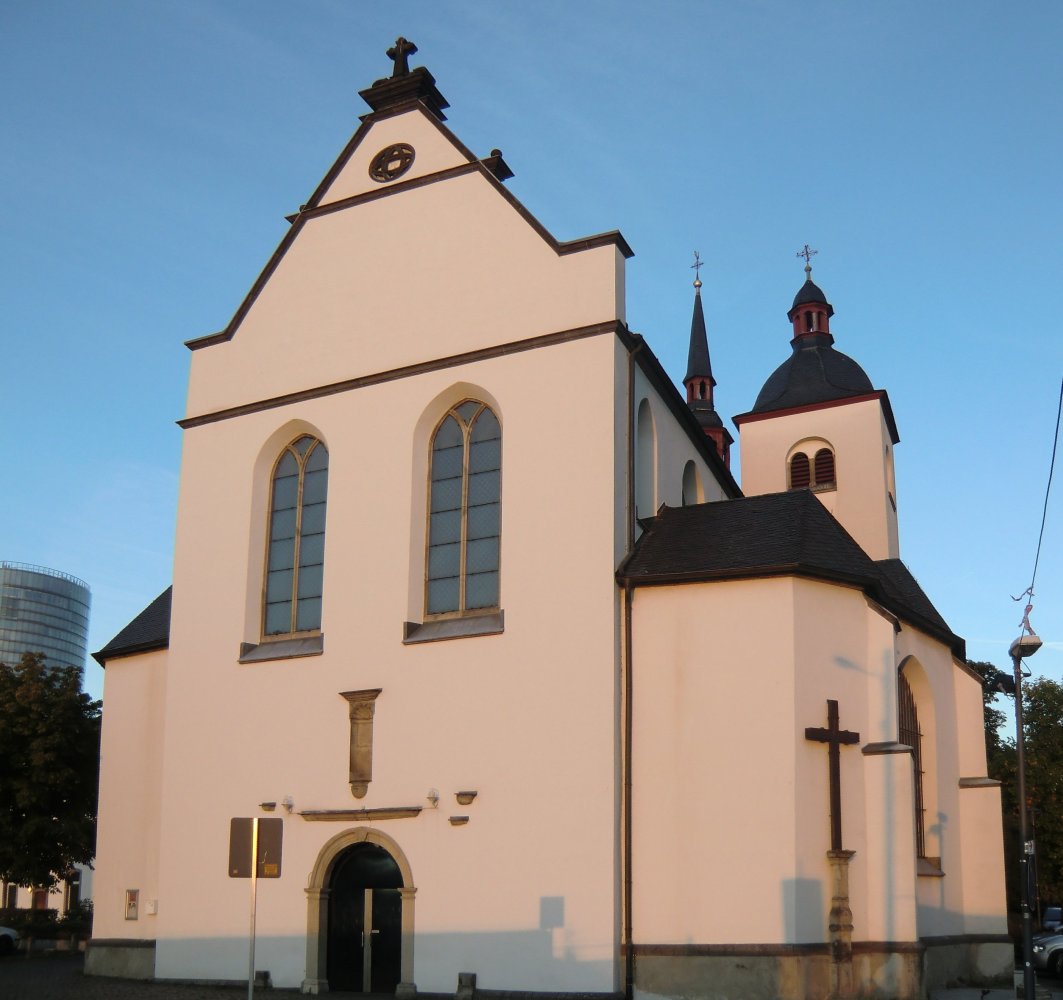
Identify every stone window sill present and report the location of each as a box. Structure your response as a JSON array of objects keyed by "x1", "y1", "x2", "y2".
[
  {"x1": 403, "y1": 611, "x2": 504, "y2": 645},
  {"x1": 239, "y1": 634, "x2": 324, "y2": 663},
  {"x1": 917, "y1": 856, "x2": 945, "y2": 877}
]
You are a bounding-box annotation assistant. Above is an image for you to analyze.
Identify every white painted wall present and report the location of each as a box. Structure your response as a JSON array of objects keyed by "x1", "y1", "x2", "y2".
[
  {"x1": 93, "y1": 647, "x2": 167, "y2": 941},
  {"x1": 738, "y1": 397, "x2": 898, "y2": 561},
  {"x1": 630, "y1": 574, "x2": 1001, "y2": 951}
]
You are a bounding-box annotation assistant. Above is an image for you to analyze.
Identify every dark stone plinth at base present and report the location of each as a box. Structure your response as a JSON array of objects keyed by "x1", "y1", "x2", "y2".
[
  {"x1": 633, "y1": 936, "x2": 1013, "y2": 1000},
  {"x1": 84, "y1": 938, "x2": 156, "y2": 980}
]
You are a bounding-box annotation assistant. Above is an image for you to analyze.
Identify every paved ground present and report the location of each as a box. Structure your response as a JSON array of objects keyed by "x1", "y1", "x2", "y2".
[
  {"x1": 4, "y1": 953, "x2": 1063, "y2": 1000},
  {"x1": 0, "y1": 953, "x2": 297, "y2": 1000}
]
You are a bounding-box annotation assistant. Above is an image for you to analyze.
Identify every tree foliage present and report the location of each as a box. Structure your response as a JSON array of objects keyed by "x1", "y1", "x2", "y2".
[
  {"x1": 973, "y1": 660, "x2": 1063, "y2": 912},
  {"x1": 0, "y1": 652, "x2": 101, "y2": 888}
]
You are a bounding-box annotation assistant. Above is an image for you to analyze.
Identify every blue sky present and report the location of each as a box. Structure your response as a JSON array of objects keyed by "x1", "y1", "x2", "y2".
[{"x1": 2, "y1": 1, "x2": 1061, "y2": 702}]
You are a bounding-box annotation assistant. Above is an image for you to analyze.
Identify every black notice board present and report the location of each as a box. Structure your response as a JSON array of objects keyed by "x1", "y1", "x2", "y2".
[{"x1": 228, "y1": 817, "x2": 283, "y2": 878}]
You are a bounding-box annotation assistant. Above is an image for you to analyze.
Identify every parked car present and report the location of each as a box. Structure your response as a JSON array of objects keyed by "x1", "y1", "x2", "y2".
[
  {"x1": 1033, "y1": 932, "x2": 1063, "y2": 976},
  {"x1": 1044, "y1": 906, "x2": 1063, "y2": 933},
  {"x1": 0, "y1": 926, "x2": 18, "y2": 956}
]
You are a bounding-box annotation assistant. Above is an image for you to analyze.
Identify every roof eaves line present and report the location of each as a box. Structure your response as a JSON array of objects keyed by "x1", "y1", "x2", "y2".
[
  {"x1": 91, "y1": 638, "x2": 169, "y2": 668},
  {"x1": 733, "y1": 390, "x2": 886, "y2": 425},
  {"x1": 733, "y1": 389, "x2": 901, "y2": 444},
  {"x1": 179, "y1": 320, "x2": 623, "y2": 428}
]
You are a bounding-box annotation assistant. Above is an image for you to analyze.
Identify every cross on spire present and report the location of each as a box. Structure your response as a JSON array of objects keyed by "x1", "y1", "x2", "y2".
[
  {"x1": 691, "y1": 250, "x2": 704, "y2": 289},
  {"x1": 796, "y1": 243, "x2": 818, "y2": 279},
  {"x1": 387, "y1": 37, "x2": 418, "y2": 78},
  {"x1": 805, "y1": 699, "x2": 860, "y2": 851}
]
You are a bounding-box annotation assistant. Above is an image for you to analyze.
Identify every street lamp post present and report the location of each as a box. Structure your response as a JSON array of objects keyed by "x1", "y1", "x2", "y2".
[{"x1": 1011, "y1": 631, "x2": 1043, "y2": 1000}]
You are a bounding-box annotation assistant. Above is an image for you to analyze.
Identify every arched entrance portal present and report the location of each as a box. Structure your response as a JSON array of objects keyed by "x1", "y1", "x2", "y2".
[
  {"x1": 329, "y1": 843, "x2": 402, "y2": 992},
  {"x1": 304, "y1": 828, "x2": 416, "y2": 997}
]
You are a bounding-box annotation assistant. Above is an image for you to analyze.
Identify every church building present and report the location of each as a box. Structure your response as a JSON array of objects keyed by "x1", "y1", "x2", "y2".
[{"x1": 87, "y1": 41, "x2": 1011, "y2": 1000}]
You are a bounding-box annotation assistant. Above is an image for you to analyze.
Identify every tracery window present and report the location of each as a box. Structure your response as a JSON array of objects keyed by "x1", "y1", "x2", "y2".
[
  {"x1": 426, "y1": 401, "x2": 501, "y2": 616},
  {"x1": 898, "y1": 671, "x2": 927, "y2": 858},
  {"x1": 263, "y1": 436, "x2": 328, "y2": 637}
]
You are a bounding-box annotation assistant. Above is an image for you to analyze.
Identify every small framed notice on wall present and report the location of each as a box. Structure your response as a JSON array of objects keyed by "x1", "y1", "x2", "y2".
[{"x1": 125, "y1": 889, "x2": 139, "y2": 920}]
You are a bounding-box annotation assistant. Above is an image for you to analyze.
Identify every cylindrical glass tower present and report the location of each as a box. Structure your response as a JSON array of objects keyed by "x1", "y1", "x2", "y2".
[{"x1": 0, "y1": 562, "x2": 91, "y2": 671}]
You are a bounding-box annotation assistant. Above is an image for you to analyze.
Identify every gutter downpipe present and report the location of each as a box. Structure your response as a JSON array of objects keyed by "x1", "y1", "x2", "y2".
[{"x1": 623, "y1": 336, "x2": 643, "y2": 1000}]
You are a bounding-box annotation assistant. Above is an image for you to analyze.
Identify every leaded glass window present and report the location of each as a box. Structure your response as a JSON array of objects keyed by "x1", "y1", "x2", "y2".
[
  {"x1": 264, "y1": 436, "x2": 328, "y2": 636},
  {"x1": 898, "y1": 671, "x2": 926, "y2": 858},
  {"x1": 427, "y1": 401, "x2": 501, "y2": 616}
]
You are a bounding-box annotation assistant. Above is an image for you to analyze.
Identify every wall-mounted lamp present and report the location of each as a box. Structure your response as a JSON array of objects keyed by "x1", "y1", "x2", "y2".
[
  {"x1": 426, "y1": 788, "x2": 440, "y2": 808},
  {"x1": 449, "y1": 816, "x2": 469, "y2": 826},
  {"x1": 455, "y1": 790, "x2": 478, "y2": 806},
  {"x1": 259, "y1": 801, "x2": 277, "y2": 812},
  {"x1": 282, "y1": 796, "x2": 294, "y2": 814}
]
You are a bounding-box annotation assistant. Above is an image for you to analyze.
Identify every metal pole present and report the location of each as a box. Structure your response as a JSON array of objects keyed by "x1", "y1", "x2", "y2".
[
  {"x1": 248, "y1": 817, "x2": 259, "y2": 1000},
  {"x1": 1014, "y1": 650, "x2": 1035, "y2": 1000}
]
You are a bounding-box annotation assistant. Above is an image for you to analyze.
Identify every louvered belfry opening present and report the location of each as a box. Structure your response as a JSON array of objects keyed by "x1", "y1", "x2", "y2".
[
  {"x1": 898, "y1": 672, "x2": 927, "y2": 858},
  {"x1": 814, "y1": 448, "x2": 836, "y2": 487},
  {"x1": 790, "y1": 453, "x2": 811, "y2": 489}
]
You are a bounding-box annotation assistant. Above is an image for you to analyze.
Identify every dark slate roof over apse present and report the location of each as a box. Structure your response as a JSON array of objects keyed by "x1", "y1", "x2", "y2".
[
  {"x1": 92, "y1": 587, "x2": 172, "y2": 666},
  {"x1": 618, "y1": 491, "x2": 964, "y2": 658}
]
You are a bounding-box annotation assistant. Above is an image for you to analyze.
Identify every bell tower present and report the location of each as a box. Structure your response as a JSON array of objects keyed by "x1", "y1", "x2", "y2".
[{"x1": 733, "y1": 250, "x2": 900, "y2": 560}]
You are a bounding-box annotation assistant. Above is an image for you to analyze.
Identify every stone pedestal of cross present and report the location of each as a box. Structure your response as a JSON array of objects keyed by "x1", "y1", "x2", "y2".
[{"x1": 805, "y1": 699, "x2": 860, "y2": 1000}]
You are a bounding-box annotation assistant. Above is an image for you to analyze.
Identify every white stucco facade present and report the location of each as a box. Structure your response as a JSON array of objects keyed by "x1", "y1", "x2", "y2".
[{"x1": 88, "y1": 50, "x2": 1008, "y2": 1000}]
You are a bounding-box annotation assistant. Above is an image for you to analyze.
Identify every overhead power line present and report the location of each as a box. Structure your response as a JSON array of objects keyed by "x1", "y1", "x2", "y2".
[{"x1": 1013, "y1": 375, "x2": 1063, "y2": 632}]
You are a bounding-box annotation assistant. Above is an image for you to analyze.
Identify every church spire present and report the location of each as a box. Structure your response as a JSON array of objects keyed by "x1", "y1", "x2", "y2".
[{"x1": 682, "y1": 252, "x2": 732, "y2": 468}]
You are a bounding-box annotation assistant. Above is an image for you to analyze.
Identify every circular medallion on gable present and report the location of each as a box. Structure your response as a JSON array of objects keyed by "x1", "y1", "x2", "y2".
[{"x1": 369, "y1": 143, "x2": 415, "y2": 182}]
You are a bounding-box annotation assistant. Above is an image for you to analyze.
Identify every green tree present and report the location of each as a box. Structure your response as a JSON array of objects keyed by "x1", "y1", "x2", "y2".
[
  {"x1": 973, "y1": 661, "x2": 1063, "y2": 913},
  {"x1": 0, "y1": 652, "x2": 101, "y2": 888},
  {"x1": 1023, "y1": 677, "x2": 1063, "y2": 906}
]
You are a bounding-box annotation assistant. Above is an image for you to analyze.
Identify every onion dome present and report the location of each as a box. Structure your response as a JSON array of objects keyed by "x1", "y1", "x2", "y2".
[{"x1": 751, "y1": 267, "x2": 873, "y2": 414}]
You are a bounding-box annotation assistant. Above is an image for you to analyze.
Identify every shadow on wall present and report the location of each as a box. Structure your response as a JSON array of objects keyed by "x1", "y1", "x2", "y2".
[
  {"x1": 143, "y1": 925, "x2": 615, "y2": 993},
  {"x1": 782, "y1": 879, "x2": 824, "y2": 942}
]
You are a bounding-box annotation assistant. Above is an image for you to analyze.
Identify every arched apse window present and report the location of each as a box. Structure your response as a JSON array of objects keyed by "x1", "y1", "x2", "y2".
[
  {"x1": 898, "y1": 669, "x2": 927, "y2": 859},
  {"x1": 636, "y1": 399, "x2": 656, "y2": 519},
  {"x1": 264, "y1": 435, "x2": 328, "y2": 637},
  {"x1": 789, "y1": 452, "x2": 811, "y2": 490},
  {"x1": 426, "y1": 401, "x2": 501, "y2": 617},
  {"x1": 681, "y1": 460, "x2": 702, "y2": 506}
]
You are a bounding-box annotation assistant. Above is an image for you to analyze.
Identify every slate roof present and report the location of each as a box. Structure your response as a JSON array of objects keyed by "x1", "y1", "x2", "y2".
[
  {"x1": 791, "y1": 277, "x2": 833, "y2": 312},
  {"x1": 618, "y1": 491, "x2": 964, "y2": 658},
  {"x1": 750, "y1": 332, "x2": 875, "y2": 414},
  {"x1": 92, "y1": 586, "x2": 172, "y2": 666},
  {"x1": 684, "y1": 289, "x2": 713, "y2": 383}
]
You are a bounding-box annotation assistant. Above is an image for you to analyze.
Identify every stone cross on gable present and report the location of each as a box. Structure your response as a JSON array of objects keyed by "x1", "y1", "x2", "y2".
[
  {"x1": 387, "y1": 37, "x2": 418, "y2": 78},
  {"x1": 805, "y1": 699, "x2": 860, "y2": 851}
]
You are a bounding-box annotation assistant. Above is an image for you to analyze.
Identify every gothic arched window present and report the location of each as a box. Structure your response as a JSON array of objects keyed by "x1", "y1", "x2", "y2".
[
  {"x1": 264, "y1": 436, "x2": 328, "y2": 636},
  {"x1": 427, "y1": 401, "x2": 501, "y2": 616}
]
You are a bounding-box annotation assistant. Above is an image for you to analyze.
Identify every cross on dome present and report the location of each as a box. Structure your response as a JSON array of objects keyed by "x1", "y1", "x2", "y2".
[{"x1": 796, "y1": 243, "x2": 818, "y2": 279}]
